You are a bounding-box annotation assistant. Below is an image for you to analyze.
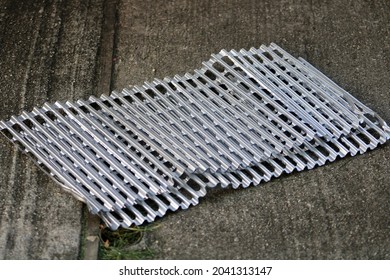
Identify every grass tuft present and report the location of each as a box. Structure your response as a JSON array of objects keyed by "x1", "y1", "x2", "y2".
[{"x1": 98, "y1": 224, "x2": 158, "y2": 260}]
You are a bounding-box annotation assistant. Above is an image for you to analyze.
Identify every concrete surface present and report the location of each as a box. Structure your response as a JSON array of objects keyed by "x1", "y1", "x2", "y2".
[
  {"x1": 0, "y1": 0, "x2": 389, "y2": 259},
  {"x1": 114, "y1": 0, "x2": 390, "y2": 259},
  {"x1": 0, "y1": 0, "x2": 111, "y2": 259}
]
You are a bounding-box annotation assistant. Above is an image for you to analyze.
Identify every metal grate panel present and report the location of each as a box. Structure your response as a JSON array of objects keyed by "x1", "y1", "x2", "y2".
[{"x1": 1, "y1": 43, "x2": 389, "y2": 229}]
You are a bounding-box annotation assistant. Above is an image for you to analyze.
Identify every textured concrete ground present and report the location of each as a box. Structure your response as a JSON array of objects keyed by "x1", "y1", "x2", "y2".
[
  {"x1": 0, "y1": 0, "x2": 389, "y2": 259},
  {"x1": 113, "y1": 0, "x2": 390, "y2": 259},
  {"x1": 0, "y1": 0, "x2": 111, "y2": 259}
]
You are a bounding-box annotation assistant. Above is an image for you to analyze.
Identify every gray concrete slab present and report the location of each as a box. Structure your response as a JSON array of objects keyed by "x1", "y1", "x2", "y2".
[
  {"x1": 1, "y1": 0, "x2": 388, "y2": 260},
  {"x1": 114, "y1": 0, "x2": 390, "y2": 259},
  {"x1": 0, "y1": 0, "x2": 110, "y2": 259}
]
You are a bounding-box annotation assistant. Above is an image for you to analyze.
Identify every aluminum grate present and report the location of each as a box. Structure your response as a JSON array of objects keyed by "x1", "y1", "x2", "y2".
[{"x1": 1, "y1": 43, "x2": 389, "y2": 229}]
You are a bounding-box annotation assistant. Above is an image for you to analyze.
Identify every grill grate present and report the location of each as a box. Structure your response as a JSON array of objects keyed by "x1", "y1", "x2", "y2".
[{"x1": 1, "y1": 43, "x2": 389, "y2": 229}]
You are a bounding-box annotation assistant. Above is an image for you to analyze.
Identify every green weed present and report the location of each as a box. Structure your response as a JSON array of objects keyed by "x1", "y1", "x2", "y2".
[{"x1": 99, "y1": 224, "x2": 158, "y2": 260}]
